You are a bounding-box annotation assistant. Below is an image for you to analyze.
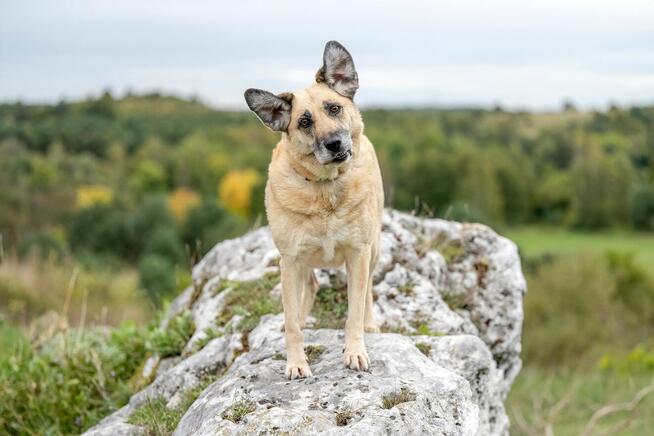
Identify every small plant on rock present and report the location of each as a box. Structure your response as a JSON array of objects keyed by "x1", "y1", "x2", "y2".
[
  {"x1": 335, "y1": 410, "x2": 354, "y2": 426},
  {"x1": 381, "y1": 388, "x2": 417, "y2": 409},
  {"x1": 416, "y1": 342, "x2": 431, "y2": 356},
  {"x1": 221, "y1": 400, "x2": 256, "y2": 423}
]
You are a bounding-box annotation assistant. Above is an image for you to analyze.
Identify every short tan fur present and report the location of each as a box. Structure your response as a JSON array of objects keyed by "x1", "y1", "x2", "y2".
[{"x1": 244, "y1": 41, "x2": 384, "y2": 379}]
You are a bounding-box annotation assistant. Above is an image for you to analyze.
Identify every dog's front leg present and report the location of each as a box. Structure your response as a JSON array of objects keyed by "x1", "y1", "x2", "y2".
[
  {"x1": 344, "y1": 244, "x2": 372, "y2": 371},
  {"x1": 280, "y1": 256, "x2": 312, "y2": 379}
]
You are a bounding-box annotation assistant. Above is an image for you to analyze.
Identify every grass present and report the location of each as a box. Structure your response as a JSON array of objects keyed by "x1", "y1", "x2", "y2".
[
  {"x1": 304, "y1": 345, "x2": 326, "y2": 364},
  {"x1": 412, "y1": 324, "x2": 444, "y2": 337},
  {"x1": 217, "y1": 273, "x2": 281, "y2": 332},
  {"x1": 148, "y1": 310, "x2": 195, "y2": 357},
  {"x1": 505, "y1": 226, "x2": 654, "y2": 268},
  {"x1": 128, "y1": 375, "x2": 217, "y2": 435},
  {"x1": 415, "y1": 342, "x2": 431, "y2": 356},
  {"x1": 0, "y1": 254, "x2": 152, "y2": 327},
  {"x1": 508, "y1": 367, "x2": 654, "y2": 435},
  {"x1": 381, "y1": 388, "x2": 417, "y2": 409},
  {"x1": 0, "y1": 310, "x2": 195, "y2": 435},
  {"x1": 506, "y1": 227, "x2": 654, "y2": 434},
  {"x1": 313, "y1": 287, "x2": 348, "y2": 329},
  {"x1": 220, "y1": 400, "x2": 256, "y2": 423}
]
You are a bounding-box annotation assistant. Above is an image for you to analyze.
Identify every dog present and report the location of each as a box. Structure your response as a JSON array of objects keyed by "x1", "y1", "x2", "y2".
[{"x1": 244, "y1": 41, "x2": 384, "y2": 379}]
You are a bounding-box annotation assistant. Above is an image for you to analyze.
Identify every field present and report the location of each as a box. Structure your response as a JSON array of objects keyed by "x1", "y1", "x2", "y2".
[
  {"x1": 506, "y1": 227, "x2": 654, "y2": 435},
  {"x1": 506, "y1": 227, "x2": 654, "y2": 268},
  {"x1": 1, "y1": 96, "x2": 654, "y2": 434}
]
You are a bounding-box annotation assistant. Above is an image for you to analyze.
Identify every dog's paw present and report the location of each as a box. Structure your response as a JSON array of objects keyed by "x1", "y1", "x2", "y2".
[
  {"x1": 285, "y1": 361, "x2": 312, "y2": 379},
  {"x1": 364, "y1": 324, "x2": 380, "y2": 333},
  {"x1": 343, "y1": 347, "x2": 370, "y2": 371}
]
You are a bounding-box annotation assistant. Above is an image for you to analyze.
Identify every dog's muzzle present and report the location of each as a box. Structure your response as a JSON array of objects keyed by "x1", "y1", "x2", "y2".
[{"x1": 315, "y1": 131, "x2": 352, "y2": 165}]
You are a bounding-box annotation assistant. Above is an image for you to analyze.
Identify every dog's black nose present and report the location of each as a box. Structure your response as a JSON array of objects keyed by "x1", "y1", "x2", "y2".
[{"x1": 325, "y1": 139, "x2": 341, "y2": 153}]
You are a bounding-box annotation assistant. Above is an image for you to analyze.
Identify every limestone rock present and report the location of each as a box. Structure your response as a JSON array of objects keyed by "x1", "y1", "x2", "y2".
[{"x1": 84, "y1": 210, "x2": 526, "y2": 436}]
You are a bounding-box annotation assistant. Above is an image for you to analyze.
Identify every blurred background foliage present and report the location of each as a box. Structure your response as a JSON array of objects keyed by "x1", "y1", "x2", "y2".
[{"x1": 1, "y1": 91, "x2": 654, "y2": 433}]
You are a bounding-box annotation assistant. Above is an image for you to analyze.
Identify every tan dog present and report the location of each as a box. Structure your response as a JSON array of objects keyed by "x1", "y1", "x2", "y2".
[{"x1": 244, "y1": 41, "x2": 384, "y2": 379}]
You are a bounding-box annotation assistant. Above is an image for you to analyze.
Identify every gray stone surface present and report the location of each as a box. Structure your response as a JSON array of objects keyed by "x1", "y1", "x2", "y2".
[{"x1": 84, "y1": 209, "x2": 526, "y2": 436}]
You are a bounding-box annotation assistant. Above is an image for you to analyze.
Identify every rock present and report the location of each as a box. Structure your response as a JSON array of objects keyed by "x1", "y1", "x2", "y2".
[{"x1": 84, "y1": 209, "x2": 526, "y2": 436}]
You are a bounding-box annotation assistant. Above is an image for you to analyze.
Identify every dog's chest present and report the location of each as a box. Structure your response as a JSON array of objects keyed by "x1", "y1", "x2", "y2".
[{"x1": 296, "y1": 213, "x2": 353, "y2": 265}]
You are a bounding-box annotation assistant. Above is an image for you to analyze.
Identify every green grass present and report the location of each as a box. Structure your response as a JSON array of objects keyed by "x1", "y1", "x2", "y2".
[
  {"x1": 217, "y1": 273, "x2": 281, "y2": 332},
  {"x1": 0, "y1": 311, "x2": 195, "y2": 435},
  {"x1": 220, "y1": 400, "x2": 256, "y2": 423},
  {"x1": 148, "y1": 310, "x2": 195, "y2": 357},
  {"x1": 313, "y1": 287, "x2": 348, "y2": 329},
  {"x1": 505, "y1": 227, "x2": 654, "y2": 268},
  {"x1": 415, "y1": 342, "x2": 431, "y2": 356},
  {"x1": 508, "y1": 367, "x2": 654, "y2": 435},
  {"x1": 128, "y1": 375, "x2": 216, "y2": 435}
]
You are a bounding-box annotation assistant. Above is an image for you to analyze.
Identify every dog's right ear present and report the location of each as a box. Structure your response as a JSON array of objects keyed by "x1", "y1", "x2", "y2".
[{"x1": 244, "y1": 89, "x2": 293, "y2": 132}]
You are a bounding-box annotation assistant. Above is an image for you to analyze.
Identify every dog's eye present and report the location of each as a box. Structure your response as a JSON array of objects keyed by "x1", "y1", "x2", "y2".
[
  {"x1": 298, "y1": 118, "x2": 312, "y2": 128},
  {"x1": 329, "y1": 104, "x2": 342, "y2": 114}
]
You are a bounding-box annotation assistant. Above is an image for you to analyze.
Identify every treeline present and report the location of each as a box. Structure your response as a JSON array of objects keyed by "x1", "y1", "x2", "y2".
[{"x1": 1, "y1": 92, "x2": 653, "y2": 301}]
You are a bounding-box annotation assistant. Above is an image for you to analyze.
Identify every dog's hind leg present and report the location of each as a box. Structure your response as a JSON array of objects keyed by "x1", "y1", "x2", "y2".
[
  {"x1": 363, "y1": 274, "x2": 379, "y2": 333},
  {"x1": 299, "y1": 270, "x2": 318, "y2": 329},
  {"x1": 364, "y1": 246, "x2": 380, "y2": 333}
]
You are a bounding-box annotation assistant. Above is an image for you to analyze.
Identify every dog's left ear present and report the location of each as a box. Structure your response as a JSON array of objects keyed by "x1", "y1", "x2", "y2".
[
  {"x1": 244, "y1": 89, "x2": 293, "y2": 132},
  {"x1": 316, "y1": 40, "x2": 359, "y2": 99}
]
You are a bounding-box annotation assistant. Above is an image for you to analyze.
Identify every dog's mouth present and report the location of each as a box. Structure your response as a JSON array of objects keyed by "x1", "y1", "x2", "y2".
[{"x1": 331, "y1": 150, "x2": 351, "y2": 163}]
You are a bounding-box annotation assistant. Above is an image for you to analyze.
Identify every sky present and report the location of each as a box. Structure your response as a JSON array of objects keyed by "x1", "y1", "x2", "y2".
[{"x1": 1, "y1": 0, "x2": 654, "y2": 110}]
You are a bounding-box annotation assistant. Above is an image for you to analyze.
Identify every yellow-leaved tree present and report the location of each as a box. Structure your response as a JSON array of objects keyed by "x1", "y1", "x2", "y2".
[
  {"x1": 218, "y1": 169, "x2": 261, "y2": 217},
  {"x1": 76, "y1": 185, "x2": 113, "y2": 209},
  {"x1": 168, "y1": 187, "x2": 201, "y2": 223}
]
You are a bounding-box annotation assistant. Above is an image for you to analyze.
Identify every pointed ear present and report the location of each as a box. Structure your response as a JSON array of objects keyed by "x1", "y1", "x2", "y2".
[
  {"x1": 315, "y1": 40, "x2": 359, "y2": 98},
  {"x1": 244, "y1": 89, "x2": 293, "y2": 131}
]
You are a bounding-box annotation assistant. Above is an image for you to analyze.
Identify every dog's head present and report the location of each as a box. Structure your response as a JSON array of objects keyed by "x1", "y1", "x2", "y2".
[{"x1": 244, "y1": 41, "x2": 363, "y2": 167}]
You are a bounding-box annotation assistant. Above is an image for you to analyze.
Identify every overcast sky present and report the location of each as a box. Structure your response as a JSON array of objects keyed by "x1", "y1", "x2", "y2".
[{"x1": 2, "y1": 0, "x2": 654, "y2": 110}]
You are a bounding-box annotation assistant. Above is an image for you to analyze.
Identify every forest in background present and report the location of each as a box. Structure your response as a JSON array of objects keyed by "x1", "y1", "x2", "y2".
[{"x1": 1, "y1": 92, "x2": 654, "y2": 434}]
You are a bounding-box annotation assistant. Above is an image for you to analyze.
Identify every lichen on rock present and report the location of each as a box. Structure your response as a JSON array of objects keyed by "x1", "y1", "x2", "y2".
[{"x1": 84, "y1": 209, "x2": 526, "y2": 436}]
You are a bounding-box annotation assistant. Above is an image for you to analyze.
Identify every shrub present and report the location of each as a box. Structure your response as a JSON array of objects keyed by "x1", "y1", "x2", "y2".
[
  {"x1": 0, "y1": 310, "x2": 196, "y2": 434},
  {"x1": 147, "y1": 311, "x2": 195, "y2": 358},
  {"x1": 67, "y1": 205, "x2": 135, "y2": 259},
  {"x1": 0, "y1": 322, "x2": 149, "y2": 434},
  {"x1": 180, "y1": 198, "x2": 246, "y2": 260},
  {"x1": 143, "y1": 226, "x2": 185, "y2": 265},
  {"x1": 629, "y1": 183, "x2": 654, "y2": 230},
  {"x1": 138, "y1": 255, "x2": 176, "y2": 305},
  {"x1": 522, "y1": 253, "x2": 654, "y2": 367}
]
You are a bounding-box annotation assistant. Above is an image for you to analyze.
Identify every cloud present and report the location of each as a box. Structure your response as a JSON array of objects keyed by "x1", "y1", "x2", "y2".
[{"x1": 1, "y1": 0, "x2": 653, "y2": 108}]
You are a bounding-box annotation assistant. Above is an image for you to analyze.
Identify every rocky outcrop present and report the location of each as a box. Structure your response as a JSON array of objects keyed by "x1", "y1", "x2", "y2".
[{"x1": 85, "y1": 210, "x2": 526, "y2": 436}]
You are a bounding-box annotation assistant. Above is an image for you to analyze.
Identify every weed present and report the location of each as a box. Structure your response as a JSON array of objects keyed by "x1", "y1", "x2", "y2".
[
  {"x1": 335, "y1": 410, "x2": 354, "y2": 426},
  {"x1": 440, "y1": 290, "x2": 470, "y2": 311},
  {"x1": 304, "y1": 345, "x2": 326, "y2": 364},
  {"x1": 190, "y1": 326, "x2": 222, "y2": 352},
  {"x1": 412, "y1": 324, "x2": 444, "y2": 337},
  {"x1": 381, "y1": 388, "x2": 417, "y2": 409},
  {"x1": 415, "y1": 342, "x2": 431, "y2": 356},
  {"x1": 220, "y1": 400, "x2": 255, "y2": 423},
  {"x1": 398, "y1": 282, "x2": 415, "y2": 296}
]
